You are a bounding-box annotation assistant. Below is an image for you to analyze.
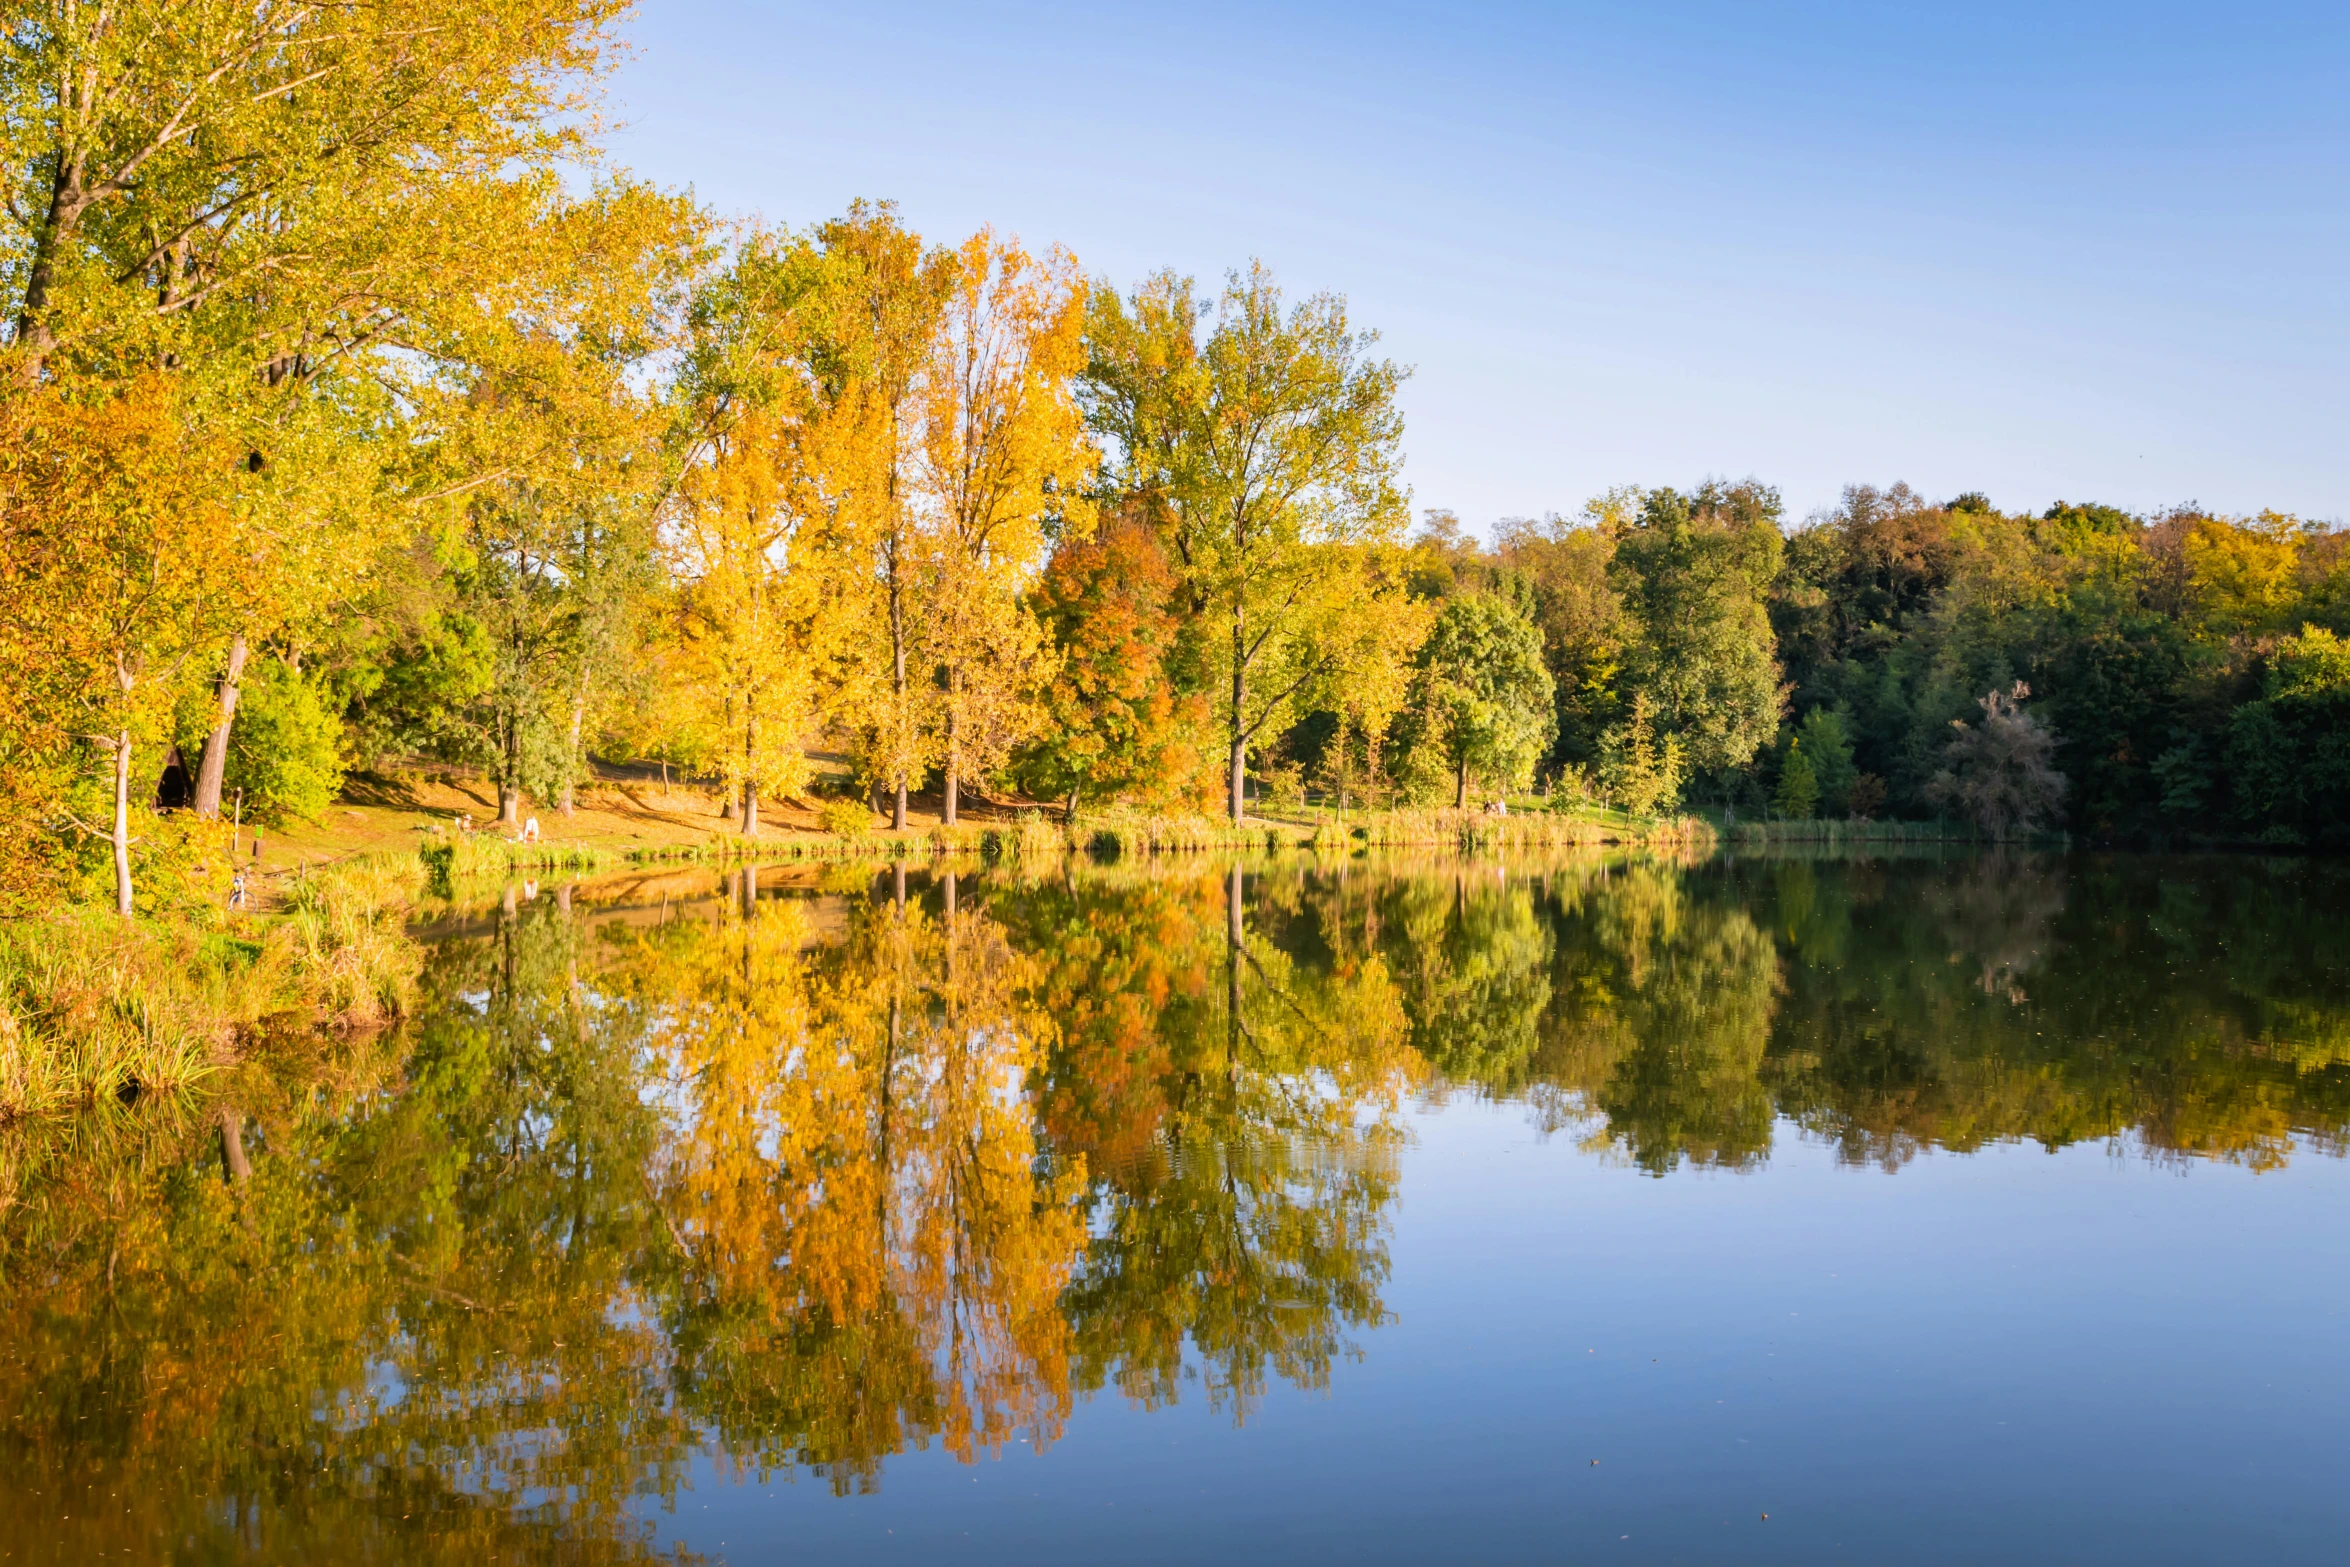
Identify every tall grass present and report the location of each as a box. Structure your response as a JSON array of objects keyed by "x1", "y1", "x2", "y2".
[
  {"x1": 1726, "y1": 817, "x2": 1981, "y2": 848},
  {"x1": 0, "y1": 915, "x2": 242, "y2": 1121},
  {"x1": 0, "y1": 851, "x2": 424, "y2": 1125},
  {"x1": 420, "y1": 830, "x2": 617, "y2": 885},
  {"x1": 1337, "y1": 806, "x2": 1712, "y2": 851}
]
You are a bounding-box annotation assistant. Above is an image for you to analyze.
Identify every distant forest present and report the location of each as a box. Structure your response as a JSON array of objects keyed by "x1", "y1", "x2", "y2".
[{"x1": 1396, "y1": 481, "x2": 2350, "y2": 845}]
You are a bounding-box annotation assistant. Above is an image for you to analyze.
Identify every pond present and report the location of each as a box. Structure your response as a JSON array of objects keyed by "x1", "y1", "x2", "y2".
[{"x1": 5, "y1": 850, "x2": 2349, "y2": 1565}]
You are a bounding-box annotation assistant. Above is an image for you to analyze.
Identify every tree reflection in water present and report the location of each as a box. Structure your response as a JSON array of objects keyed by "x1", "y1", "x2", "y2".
[{"x1": 3, "y1": 850, "x2": 2348, "y2": 1557}]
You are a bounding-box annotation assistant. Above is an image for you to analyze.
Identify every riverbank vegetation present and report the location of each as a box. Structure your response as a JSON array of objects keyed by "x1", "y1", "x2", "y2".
[{"x1": 4, "y1": 3, "x2": 2347, "y2": 1109}]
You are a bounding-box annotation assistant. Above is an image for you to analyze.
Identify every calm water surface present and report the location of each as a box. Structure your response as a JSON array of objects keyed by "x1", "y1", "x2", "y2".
[{"x1": 6, "y1": 852, "x2": 2349, "y2": 1564}]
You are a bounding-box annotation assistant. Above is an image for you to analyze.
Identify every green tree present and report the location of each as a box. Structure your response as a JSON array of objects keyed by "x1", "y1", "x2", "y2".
[
  {"x1": 223, "y1": 656, "x2": 345, "y2": 824},
  {"x1": 1495, "y1": 512, "x2": 1625, "y2": 772},
  {"x1": 1610, "y1": 482, "x2": 1785, "y2": 802},
  {"x1": 1391, "y1": 594, "x2": 1556, "y2": 808},
  {"x1": 1773, "y1": 736, "x2": 1819, "y2": 819},
  {"x1": 2227, "y1": 626, "x2": 2350, "y2": 846},
  {"x1": 1794, "y1": 707, "x2": 1856, "y2": 815}
]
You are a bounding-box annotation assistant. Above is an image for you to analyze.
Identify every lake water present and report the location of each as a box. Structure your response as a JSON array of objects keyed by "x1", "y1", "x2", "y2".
[{"x1": 6, "y1": 851, "x2": 2349, "y2": 1565}]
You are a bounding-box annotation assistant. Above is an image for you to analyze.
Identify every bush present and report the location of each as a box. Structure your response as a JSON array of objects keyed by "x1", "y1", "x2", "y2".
[{"x1": 820, "y1": 799, "x2": 874, "y2": 838}]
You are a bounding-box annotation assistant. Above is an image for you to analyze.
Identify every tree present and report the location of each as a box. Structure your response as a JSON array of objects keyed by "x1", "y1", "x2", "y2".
[
  {"x1": 1391, "y1": 594, "x2": 1555, "y2": 808},
  {"x1": 1793, "y1": 706, "x2": 1856, "y2": 815},
  {"x1": 1773, "y1": 737, "x2": 1818, "y2": 819},
  {"x1": 1598, "y1": 692, "x2": 1684, "y2": 817},
  {"x1": 1611, "y1": 482, "x2": 1785, "y2": 796},
  {"x1": 2225, "y1": 626, "x2": 2350, "y2": 846},
  {"x1": 916, "y1": 231, "x2": 1094, "y2": 824},
  {"x1": 1018, "y1": 508, "x2": 1205, "y2": 816},
  {"x1": 805, "y1": 203, "x2": 955, "y2": 830},
  {"x1": 669, "y1": 413, "x2": 828, "y2": 834},
  {"x1": 223, "y1": 655, "x2": 344, "y2": 824},
  {"x1": 1496, "y1": 511, "x2": 1625, "y2": 773},
  {"x1": 1083, "y1": 265, "x2": 1408, "y2": 821},
  {"x1": 0, "y1": 377, "x2": 230, "y2": 914},
  {"x1": 1, "y1": 0, "x2": 637, "y2": 827},
  {"x1": 1926, "y1": 683, "x2": 2066, "y2": 837}
]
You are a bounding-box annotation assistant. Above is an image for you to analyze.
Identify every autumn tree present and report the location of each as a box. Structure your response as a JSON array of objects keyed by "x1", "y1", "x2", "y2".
[
  {"x1": 915, "y1": 231, "x2": 1094, "y2": 824},
  {"x1": 420, "y1": 183, "x2": 700, "y2": 826},
  {"x1": 669, "y1": 413, "x2": 829, "y2": 833},
  {"x1": 0, "y1": 378, "x2": 229, "y2": 913},
  {"x1": 1084, "y1": 265, "x2": 1409, "y2": 821},
  {"x1": 806, "y1": 204, "x2": 955, "y2": 829},
  {"x1": 0, "y1": 0, "x2": 637, "y2": 825},
  {"x1": 1018, "y1": 507, "x2": 1205, "y2": 816}
]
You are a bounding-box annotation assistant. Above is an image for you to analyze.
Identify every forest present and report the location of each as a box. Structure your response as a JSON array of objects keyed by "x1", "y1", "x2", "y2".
[{"x1": 5, "y1": 0, "x2": 2350, "y2": 937}]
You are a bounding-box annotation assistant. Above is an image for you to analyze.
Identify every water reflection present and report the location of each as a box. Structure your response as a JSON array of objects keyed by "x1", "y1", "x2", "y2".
[{"x1": 4, "y1": 851, "x2": 2349, "y2": 1559}]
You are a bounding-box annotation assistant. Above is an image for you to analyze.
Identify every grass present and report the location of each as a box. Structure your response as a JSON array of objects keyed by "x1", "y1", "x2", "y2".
[{"x1": 0, "y1": 850, "x2": 424, "y2": 1126}]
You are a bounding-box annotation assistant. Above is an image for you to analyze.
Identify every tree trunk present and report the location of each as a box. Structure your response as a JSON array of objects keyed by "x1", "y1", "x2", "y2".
[
  {"x1": 740, "y1": 716, "x2": 758, "y2": 836},
  {"x1": 111, "y1": 729, "x2": 134, "y2": 919},
  {"x1": 497, "y1": 717, "x2": 521, "y2": 827},
  {"x1": 562, "y1": 673, "x2": 586, "y2": 816},
  {"x1": 943, "y1": 674, "x2": 959, "y2": 827},
  {"x1": 890, "y1": 558, "x2": 909, "y2": 833},
  {"x1": 193, "y1": 632, "x2": 248, "y2": 819},
  {"x1": 15, "y1": 150, "x2": 88, "y2": 373},
  {"x1": 1456, "y1": 755, "x2": 1469, "y2": 811},
  {"x1": 1066, "y1": 789, "x2": 1078, "y2": 826},
  {"x1": 1229, "y1": 604, "x2": 1247, "y2": 823}
]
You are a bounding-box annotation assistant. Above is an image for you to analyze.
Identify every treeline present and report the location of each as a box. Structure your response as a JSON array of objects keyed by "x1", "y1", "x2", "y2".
[{"x1": 7, "y1": 5, "x2": 2348, "y2": 926}]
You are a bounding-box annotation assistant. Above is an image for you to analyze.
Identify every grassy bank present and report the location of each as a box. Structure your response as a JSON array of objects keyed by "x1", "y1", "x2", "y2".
[{"x1": 0, "y1": 852, "x2": 423, "y2": 1123}]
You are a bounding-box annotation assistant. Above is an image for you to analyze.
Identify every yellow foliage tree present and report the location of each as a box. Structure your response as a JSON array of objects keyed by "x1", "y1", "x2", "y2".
[
  {"x1": 0, "y1": 377, "x2": 233, "y2": 913},
  {"x1": 915, "y1": 232, "x2": 1095, "y2": 823}
]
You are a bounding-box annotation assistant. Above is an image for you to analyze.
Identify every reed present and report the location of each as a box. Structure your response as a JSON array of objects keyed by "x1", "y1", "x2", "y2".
[
  {"x1": 1726, "y1": 817, "x2": 1979, "y2": 848},
  {"x1": 1336, "y1": 806, "x2": 1712, "y2": 852}
]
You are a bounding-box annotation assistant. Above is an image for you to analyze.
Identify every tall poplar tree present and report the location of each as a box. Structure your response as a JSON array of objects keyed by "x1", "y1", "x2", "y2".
[
  {"x1": 916, "y1": 231, "x2": 1093, "y2": 824},
  {"x1": 807, "y1": 204, "x2": 953, "y2": 830}
]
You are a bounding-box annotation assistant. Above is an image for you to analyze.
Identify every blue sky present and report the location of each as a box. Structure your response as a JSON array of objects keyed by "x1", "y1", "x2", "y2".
[{"x1": 604, "y1": 2, "x2": 2347, "y2": 532}]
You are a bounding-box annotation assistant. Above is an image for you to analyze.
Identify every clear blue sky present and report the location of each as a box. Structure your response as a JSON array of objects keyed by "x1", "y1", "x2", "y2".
[{"x1": 604, "y1": 1, "x2": 2347, "y2": 531}]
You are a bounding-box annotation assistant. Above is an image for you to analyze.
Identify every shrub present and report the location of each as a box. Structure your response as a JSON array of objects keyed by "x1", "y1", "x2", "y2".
[{"x1": 821, "y1": 799, "x2": 874, "y2": 838}]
